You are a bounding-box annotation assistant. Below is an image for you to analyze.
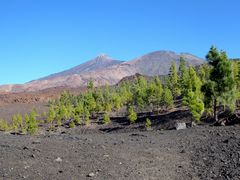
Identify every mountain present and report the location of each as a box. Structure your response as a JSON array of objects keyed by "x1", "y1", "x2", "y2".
[
  {"x1": 0, "y1": 51, "x2": 205, "y2": 93},
  {"x1": 41, "y1": 54, "x2": 124, "y2": 80}
]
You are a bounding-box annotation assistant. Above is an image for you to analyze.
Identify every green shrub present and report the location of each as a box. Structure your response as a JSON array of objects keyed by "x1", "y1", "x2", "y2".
[
  {"x1": 103, "y1": 113, "x2": 110, "y2": 124},
  {"x1": 11, "y1": 115, "x2": 19, "y2": 133},
  {"x1": 127, "y1": 106, "x2": 137, "y2": 123},
  {"x1": 47, "y1": 106, "x2": 56, "y2": 123},
  {"x1": 74, "y1": 114, "x2": 81, "y2": 125},
  {"x1": 0, "y1": 119, "x2": 9, "y2": 131},
  {"x1": 145, "y1": 118, "x2": 152, "y2": 130},
  {"x1": 69, "y1": 121, "x2": 75, "y2": 128},
  {"x1": 26, "y1": 110, "x2": 39, "y2": 135}
]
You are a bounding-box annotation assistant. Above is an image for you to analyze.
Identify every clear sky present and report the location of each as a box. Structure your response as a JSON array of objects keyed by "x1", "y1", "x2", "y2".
[{"x1": 0, "y1": 0, "x2": 239, "y2": 84}]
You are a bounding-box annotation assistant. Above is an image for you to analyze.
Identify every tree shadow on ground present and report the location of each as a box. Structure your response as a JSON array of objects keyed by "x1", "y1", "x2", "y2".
[{"x1": 100, "y1": 109, "x2": 192, "y2": 133}]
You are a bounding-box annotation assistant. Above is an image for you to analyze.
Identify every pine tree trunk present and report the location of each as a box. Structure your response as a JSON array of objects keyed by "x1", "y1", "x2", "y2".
[{"x1": 213, "y1": 98, "x2": 218, "y2": 122}]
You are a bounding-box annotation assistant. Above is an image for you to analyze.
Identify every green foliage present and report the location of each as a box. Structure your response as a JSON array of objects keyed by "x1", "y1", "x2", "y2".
[
  {"x1": 103, "y1": 113, "x2": 110, "y2": 124},
  {"x1": 27, "y1": 110, "x2": 39, "y2": 135},
  {"x1": 147, "y1": 77, "x2": 163, "y2": 108},
  {"x1": 10, "y1": 114, "x2": 27, "y2": 134},
  {"x1": 178, "y1": 57, "x2": 189, "y2": 95},
  {"x1": 87, "y1": 80, "x2": 94, "y2": 90},
  {"x1": 127, "y1": 106, "x2": 137, "y2": 123},
  {"x1": 84, "y1": 108, "x2": 91, "y2": 125},
  {"x1": 0, "y1": 119, "x2": 9, "y2": 131},
  {"x1": 162, "y1": 87, "x2": 174, "y2": 109},
  {"x1": 145, "y1": 118, "x2": 152, "y2": 130},
  {"x1": 69, "y1": 121, "x2": 75, "y2": 128},
  {"x1": 132, "y1": 76, "x2": 148, "y2": 109},
  {"x1": 184, "y1": 91, "x2": 204, "y2": 122},
  {"x1": 202, "y1": 46, "x2": 236, "y2": 121},
  {"x1": 233, "y1": 61, "x2": 240, "y2": 89},
  {"x1": 74, "y1": 114, "x2": 81, "y2": 125},
  {"x1": 47, "y1": 105, "x2": 56, "y2": 123},
  {"x1": 167, "y1": 62, "x2": 181, "y2": 97}
]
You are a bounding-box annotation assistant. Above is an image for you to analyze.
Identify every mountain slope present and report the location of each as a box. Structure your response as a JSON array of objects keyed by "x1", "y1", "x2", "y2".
[
  {"x1": 0, "y1": 51, "x2": 205, "y2": 92},
  {"x1": 41, "y1": 54, "x2": 124, "y2": 80}
]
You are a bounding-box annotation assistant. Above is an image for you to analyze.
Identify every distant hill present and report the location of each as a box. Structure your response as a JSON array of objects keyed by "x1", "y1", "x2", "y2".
[{"x1": 0, "y1": 51, "x2": 205, "y2": 93}]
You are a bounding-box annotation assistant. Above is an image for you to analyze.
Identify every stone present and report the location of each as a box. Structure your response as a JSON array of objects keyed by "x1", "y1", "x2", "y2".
[
  {"x1": 180, "y1": 150, "x2": 186, "y2": 154},
  {"x1": 87, "y1": 172, "x2": 95, "y2": 177},
  {"x1": 55, "y1": 157, "x2": 63, "y2": 162},
  {"x1": 32, "y1": 141, "x2": 41, "y2": 145},
  {"x1": 175, "y1": 122, "x2": 187, "y2": 130}
]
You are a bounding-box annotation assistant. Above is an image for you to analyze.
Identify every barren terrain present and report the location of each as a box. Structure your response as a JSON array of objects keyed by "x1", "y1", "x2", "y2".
[{"x1": 0, "y1": 121, "x2": 240, "y2": 180}]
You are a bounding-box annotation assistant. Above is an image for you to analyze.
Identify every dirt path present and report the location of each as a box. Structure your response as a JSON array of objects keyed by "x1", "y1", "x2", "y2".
[{"x1": 1, "y1": 125, "x2": 239, "y2": 180}]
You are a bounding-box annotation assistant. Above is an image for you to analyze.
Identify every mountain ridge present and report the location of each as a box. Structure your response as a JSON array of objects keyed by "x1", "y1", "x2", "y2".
[{"x1": 0, "y1": 50, "x2": 205, "y2": 93}]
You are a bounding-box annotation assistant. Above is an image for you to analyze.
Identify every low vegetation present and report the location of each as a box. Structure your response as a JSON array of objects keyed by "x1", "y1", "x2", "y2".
[{"x1": 0, "y1": 46, "x2": 239, "y2": 135}]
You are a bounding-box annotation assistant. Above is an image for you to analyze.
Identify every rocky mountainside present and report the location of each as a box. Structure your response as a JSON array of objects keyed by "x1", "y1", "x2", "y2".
[
  {"x1": 41, "y1": 54, "x2": 124, "y2": 80},
  {"x1": 0, "y1": 51, "x2": 205, "y2": 93}
]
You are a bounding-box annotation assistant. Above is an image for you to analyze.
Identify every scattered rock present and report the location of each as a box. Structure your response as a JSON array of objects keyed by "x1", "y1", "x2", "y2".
[
  {"x1": 87, "y1": 172, "x2": 95, "y2": 177},
  {"x1": 175, "y1": 122, "x2": 187, "y2": 130},
  {"x1": 103, "y1": 154, "x2": 109, "y2": 158},
  {"x1": 180, "y1": 150, "x2": 186, "y2": 154},
  {"x1": 223, "y1": 139, "x2": 229, "y2": 144},
  {"x1": 55, "y1": 157, "x2": 63, "y2": 162},
  {"x1": 186, "y1": 121, "x2": 197, "y2": 128},
  {"x1": 23, "y1": 146, "x2": 29, "y2": 150},
  {"x1": 32, "y1": 141, "x2": 41, "y2": 145}
]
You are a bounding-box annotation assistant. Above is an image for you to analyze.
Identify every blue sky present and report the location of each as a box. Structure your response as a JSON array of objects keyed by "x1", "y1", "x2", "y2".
[{"x1": 0, "y1": 0, "x2": 239, "y2": 84}]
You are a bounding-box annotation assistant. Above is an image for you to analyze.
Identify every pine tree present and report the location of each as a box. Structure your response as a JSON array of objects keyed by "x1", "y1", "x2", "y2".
[
  {"x1": 147, "y1": 77, "x2": 163, "y2": 109},
  {"x1": 178, "y1": 57, "x2": 189, "y2": 95},
  {"x1": 183, "y1": 66, "x2": 204, "y2": 122},
  {"x1": 27, "y1": 110, "x2": 39, "y2": 135},
  {"x1": 0, "y1": 119, "x2": 9, "y2": 131},
  {"x1": 188, "y1": 66, "x2": 202, "y2": 92},
  {"x1": 103, "y1": 113, "x2": 110, "y2": 124},
  {"x1": 112, "y1": 92, "x2": 122, "y2": 110},
  {"x1": 198, "y1": 64, "x2": 210, "y2": 84},
  {"x1": 201, "y1": 46, "x2": 236, "y2": 122},
  {"x1": 69, "y1": 121, "x2": 75, "y2": 128},
  {"x1": 92, "y1": 90, "x2": 104, "y2": 112},
  {"x1": 162, "y1": 87, "x2": 174, "y2": 109},
  {"x1": 16, "y1": 114, "x2": 24, "y2": 133},
  {"x1": 119, "y1": 82, "x2": 133, "y2": 105},
  {"x1": 127, "y1": 106, "x2": 137, "y2": 123},
  {"x1": 132, "y1": 76, "x2": 148, "y2": 109},
  {"x1": 12, "y1": 115, "x2": 19, "y2": 133},
  {"x1": 47, "y1": 105, "x2": 56, "y2": 123},
  {"x1": 145, "y1": 118, "x2": 152, "y2": 130},
  {"x1": 84, "y1": 108, "x2": 91, "y2": 126},
  {"x1": 184, "y1": 91, "x2": 204, "y2": 122},
  {"x1": 168, "y1": 62, "x2": 181, "y2": 98}
]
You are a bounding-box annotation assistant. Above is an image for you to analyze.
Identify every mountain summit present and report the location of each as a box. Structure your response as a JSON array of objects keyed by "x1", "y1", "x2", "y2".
[
  {"x1": 41, "y1": 54, "x2": 123, "y2": 80},
  {"x1": 0, "y1": 51, "x2": 205, "y2": 92}
]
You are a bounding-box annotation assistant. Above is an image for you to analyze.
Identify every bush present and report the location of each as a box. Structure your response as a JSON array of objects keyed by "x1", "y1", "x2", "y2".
[
  {"x1": 103, "y1": 113, "x2": 110, "y2": 124},
  {"x1": 127, "y1": 106, "x2": 137, "y2": 123},
  {"x1": 74, "y1": 114, "x2": 81, "y2": 125},
  {"x1": 145, "y1": 118, "x2": 152, "y2": 130},
  {"x1": 0, "y1": 119, "x2": 9, "y2": 131},
  {"x1": 26, "y1": 110, "x2": 39, "y2": 135},
  {"x1": 69, "y1": 121, "x2": 75, "y2": 128}
]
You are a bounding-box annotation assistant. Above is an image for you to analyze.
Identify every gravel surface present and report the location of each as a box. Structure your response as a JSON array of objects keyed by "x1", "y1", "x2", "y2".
[{"x1": 0, "y1": 125, "x2": 240, "y2": 180}]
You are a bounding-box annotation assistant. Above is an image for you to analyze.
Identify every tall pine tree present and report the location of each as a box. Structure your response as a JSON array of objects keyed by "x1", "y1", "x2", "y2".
[{"x1": 201, "y1": 46, "x2": 236, "y2": 122}]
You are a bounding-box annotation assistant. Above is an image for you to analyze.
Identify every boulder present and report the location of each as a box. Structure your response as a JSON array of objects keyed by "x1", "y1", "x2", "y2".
[{"x1": 175, "y1": 122, "x2": 187, "y2": 130}]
